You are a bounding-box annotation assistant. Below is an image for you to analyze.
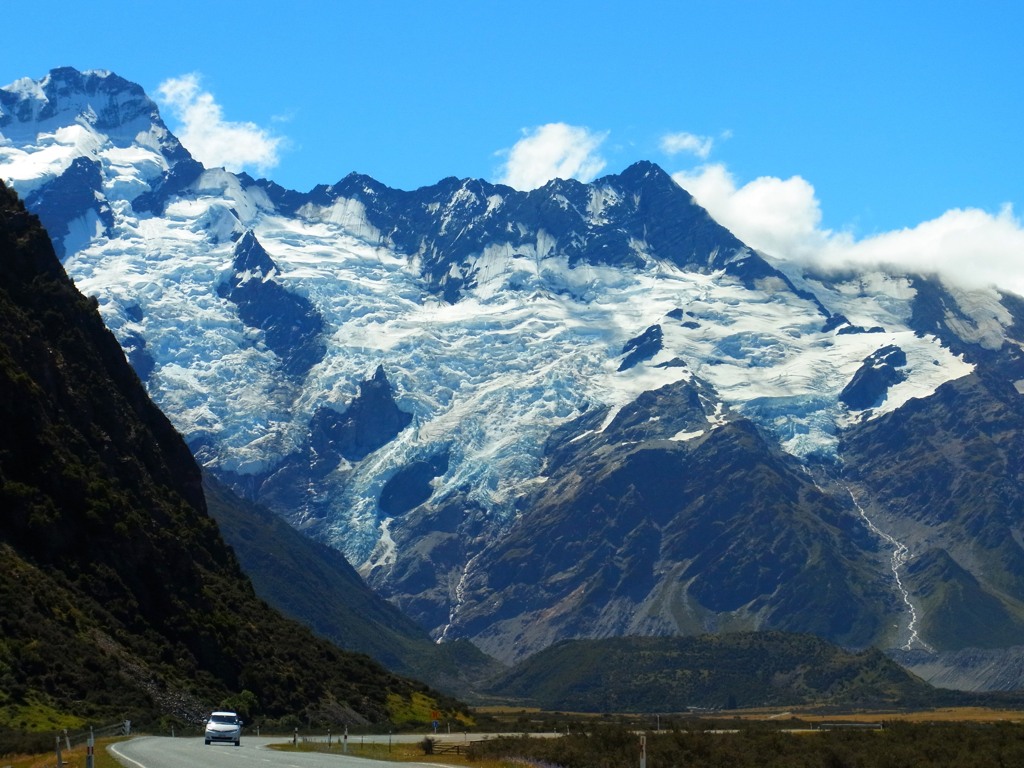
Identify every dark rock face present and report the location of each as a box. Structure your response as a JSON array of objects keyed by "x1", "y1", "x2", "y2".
[
  {"x1": 909, "y1": 277, "x2": 960, "y2": 346},
  {"x1": 542, "y1": 378, "x2": 714, "y2": 478},
  {"x1": 448, "y1": 417, "x2": 886, "y2": 663},
  {"x1": 838, "y1": 360, "x2": 1024, "y2": 651},
  {"x1": 120, "y1": 329, "x2": 155, "y2": 380},
  {"x1": 370, "y1": 489, "x2": 493, "y2": 633},
  {"x1": 374, "y1": 374, "x2": 889, "y2": 663},
  {"x1": 310, "y1": 365, "x2": 413, "y2": 465},
  {"x1": 217, "y1": 231, "x2": 326, "y2": 377},
  {"x1": 379, "y1": 451, "x2": 450, "y2": 516},
  {"x1": 130, "y1": 155, "x2": 205, "y2": 215},
  {"x1": 619, "y1": 324, "x2": 663, "y2": 371},
  {"x1": 249, "y1": 161, "x2": 812, "y2": 303},
  {"x1": 24, "y1": 156, "x2": 114, "y2": 260},
  {"x1": 822, "y1": 312, "x2": 849, "y2": 333},
  {"x1": 840, "y1": 344, "x2": 908, "y2": 410}
]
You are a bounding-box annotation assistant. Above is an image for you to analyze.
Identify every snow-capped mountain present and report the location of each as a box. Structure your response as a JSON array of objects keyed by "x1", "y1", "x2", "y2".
[{"x1": 4, "y1": 68, "x2": 1024, "y2": 674}]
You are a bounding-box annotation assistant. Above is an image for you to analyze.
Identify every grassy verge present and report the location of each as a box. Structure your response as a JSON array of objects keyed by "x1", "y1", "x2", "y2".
[
  {"x1": 0, "y1": 737, "x2": 126, "y2": 768},
  {"x1": 270, "y1": 738, "x2": 510, "y2": 768}
]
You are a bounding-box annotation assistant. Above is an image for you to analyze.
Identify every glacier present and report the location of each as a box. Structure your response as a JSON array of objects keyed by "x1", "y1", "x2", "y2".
[{"x1": 58, "y1": 183, "x2": 976, "y2": 565}]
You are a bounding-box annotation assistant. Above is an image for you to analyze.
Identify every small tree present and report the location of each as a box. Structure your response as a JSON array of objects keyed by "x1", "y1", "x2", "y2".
[{"x1": 221, "y1": 689, "x2": 259, "y2": 722}]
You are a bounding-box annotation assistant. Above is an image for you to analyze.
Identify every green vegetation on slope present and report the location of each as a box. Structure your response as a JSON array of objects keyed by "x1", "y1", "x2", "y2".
[
  {"x1": 0, "y1": 183, "x2": 462, "y2": 729},
  {"x1": 487, "y1": 633, "x2": 942, "y2": 712}
]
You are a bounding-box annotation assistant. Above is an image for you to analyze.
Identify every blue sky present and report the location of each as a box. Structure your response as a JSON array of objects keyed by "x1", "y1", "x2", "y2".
[{"x1": 5, "y1": 1, "x2": 1024, "y2": 291}]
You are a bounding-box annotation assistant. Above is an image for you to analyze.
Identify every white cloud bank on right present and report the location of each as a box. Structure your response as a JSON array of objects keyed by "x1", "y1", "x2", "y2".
[
  {"x1": 673, "y1": 162, "x2": 1024, "y2": 298},
  {"x1": 490, "y1": 122, "x2": 1024, "y2": 298},
  {"x1": 142, "y1": 69, "x2": 1024, "y2": 300}
]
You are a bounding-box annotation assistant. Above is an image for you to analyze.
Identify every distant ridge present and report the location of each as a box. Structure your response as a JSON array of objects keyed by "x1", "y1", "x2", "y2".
[{"x1": 487, "y1": 633, "x2": 944, "y2": 712}]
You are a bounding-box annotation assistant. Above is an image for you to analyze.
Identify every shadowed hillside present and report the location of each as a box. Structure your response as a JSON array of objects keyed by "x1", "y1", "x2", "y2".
[
  {"x1": 203, "y1": 474, "x2": 502, "y2": 698},
  {"x1": 0, "y1": 182, "x2": 461, "y2": 729}
]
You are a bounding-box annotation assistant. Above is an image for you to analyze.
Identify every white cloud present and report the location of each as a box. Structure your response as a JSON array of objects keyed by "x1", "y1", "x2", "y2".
[
  {"x1": 660, "y1": 131, "x2": 714, "y2": 159},
  {"x1": 834, "y1": 205, "x2": 1024, "y2": 295},
  {"x1": 673, "y1": 163, "x2": 828, "y2": 260},
  {"x1": 496, "y1": 123, "x2": 608, "y2": 190},
  {"x1": 156, "y1": 74, "x2": 283, "y2": 174},
  {"x1": 672, "y1": 163, "x2": 1024, "y2": 297}
]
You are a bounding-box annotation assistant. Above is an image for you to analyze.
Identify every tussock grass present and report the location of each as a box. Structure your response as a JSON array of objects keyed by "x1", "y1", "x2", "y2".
[{"x1": 0, "y1": 737, "x2": 125, "y2": 768}]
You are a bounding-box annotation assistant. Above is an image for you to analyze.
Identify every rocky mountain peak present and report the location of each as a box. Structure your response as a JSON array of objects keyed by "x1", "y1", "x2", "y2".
[
  {"x1": 0, "y1": 68, "x2": 199, "y2": 257},
  {"x1": 232, "y1": 229, "x2": 278, "y2": 276},
  {"x1": 614, "y1": 158, "x2": 679, "y2": 189},
  {"x1": 1, "y1": 66, "x2": 160, "y2": 136},
  {"x1": 309, "y1": 366, "x2": 413, "y2": 465}
]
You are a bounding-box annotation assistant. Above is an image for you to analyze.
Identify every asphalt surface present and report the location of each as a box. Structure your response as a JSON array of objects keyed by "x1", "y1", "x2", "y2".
[{"x1": 108, "y1": 733, "x2": 502, "y2": 768}]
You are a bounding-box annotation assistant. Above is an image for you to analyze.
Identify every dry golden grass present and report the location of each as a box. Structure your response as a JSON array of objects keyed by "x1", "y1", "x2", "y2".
[
  {"x1": 1, "y1": 737, "x2": 124, "y2": 768},
  {"x1": 477, "y1": 703, "x2": 1024, "y2": 727}
]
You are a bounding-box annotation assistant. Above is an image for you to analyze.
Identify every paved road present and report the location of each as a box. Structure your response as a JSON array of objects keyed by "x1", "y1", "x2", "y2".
[{"x1": 109, "y1": 733, "x2": 507, "y2": 768}]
